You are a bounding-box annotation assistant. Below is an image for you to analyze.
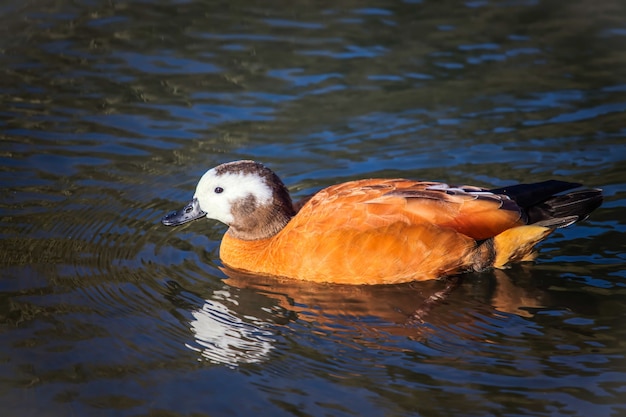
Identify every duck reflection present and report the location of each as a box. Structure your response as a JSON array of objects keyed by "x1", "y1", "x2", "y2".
[
  {"x1": 165, "y1": 280, "x2": 287, "y2": 367},
  {"x1": 221, "y1": 267, "x2": 465, "y2": 327},
  {"x1": 166, "y1": 266, "x2": 557, "y2": 367},
  {"x1": 185, "y1": 295, "x2": 275, "y2": 365}
]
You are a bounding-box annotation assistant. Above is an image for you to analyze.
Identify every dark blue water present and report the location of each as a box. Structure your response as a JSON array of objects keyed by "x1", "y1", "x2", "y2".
[{"x1": 1, "y1": 0, "x2": 625, "y2": 416}]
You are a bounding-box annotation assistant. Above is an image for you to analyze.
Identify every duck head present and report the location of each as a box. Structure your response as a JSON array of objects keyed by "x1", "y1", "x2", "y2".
[{"x1": 162, "y1": 160, "x2": 295, "y2": 240}]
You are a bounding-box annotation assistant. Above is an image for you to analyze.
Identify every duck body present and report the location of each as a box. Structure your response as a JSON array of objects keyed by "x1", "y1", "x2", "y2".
[
  {"x1": 162, "y1": 161, "x2": 603, "y2": 285},
  {"x1": 220, "y1": 179, "x2": 508, "y2": 284}
]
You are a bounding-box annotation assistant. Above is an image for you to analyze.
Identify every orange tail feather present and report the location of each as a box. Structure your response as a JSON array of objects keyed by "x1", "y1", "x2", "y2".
[{"x1": 492, "y1": 225, "x2": 554, "y2": 268}]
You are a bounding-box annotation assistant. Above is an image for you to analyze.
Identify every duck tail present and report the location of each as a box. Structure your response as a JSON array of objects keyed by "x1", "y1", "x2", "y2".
[
  {"x1": 485, "y1": 181, "x2": 603, "y2": 269},
  {"x1": 489, "y1": 180, "x2": 603, "y2": 225},
  {"x1": 491, "y1": 225, "x2": 553, "y2": 268}
]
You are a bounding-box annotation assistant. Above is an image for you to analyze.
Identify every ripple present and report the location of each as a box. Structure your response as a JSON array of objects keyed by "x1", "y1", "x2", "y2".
[{"x1": 110, "y1": 51, "x2": 222, "y2": 75}]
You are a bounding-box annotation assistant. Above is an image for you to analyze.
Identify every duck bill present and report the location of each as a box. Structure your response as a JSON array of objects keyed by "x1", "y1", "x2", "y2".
[{"x1": 161, "y1": 198, "x2": 206, "y2": 226}]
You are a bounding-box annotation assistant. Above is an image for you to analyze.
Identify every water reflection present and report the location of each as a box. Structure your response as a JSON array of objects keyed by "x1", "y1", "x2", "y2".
[
  {"x1": 166, "y1": 281, "x2": 277, "y2": 367},
  {"x1": 165, "y1": 265, "x2": 591, "y2": 368},
  {"x1": 222, "y1": 265, "x2": 566, "y2": 321}
]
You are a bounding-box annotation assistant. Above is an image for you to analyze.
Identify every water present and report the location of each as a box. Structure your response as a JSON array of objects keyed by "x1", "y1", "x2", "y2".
[{"x1": 1, "y1": 0, "x2": 625, "y2": 416}]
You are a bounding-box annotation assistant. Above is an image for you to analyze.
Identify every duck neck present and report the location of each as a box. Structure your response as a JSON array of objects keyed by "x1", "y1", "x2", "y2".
[{"x1": 227, "y1": 202, "x2": 294, "y2": 241}]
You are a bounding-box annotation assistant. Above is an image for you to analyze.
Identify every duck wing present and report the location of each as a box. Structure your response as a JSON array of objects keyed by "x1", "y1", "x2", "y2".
[{"x1": 291, "y1": 179, "x2": 524, "y2": 240}]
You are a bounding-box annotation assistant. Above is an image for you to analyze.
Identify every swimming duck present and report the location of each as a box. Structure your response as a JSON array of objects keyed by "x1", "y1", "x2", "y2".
[{"x1": 162, "y1": 160, "x2": 602, "y2": 285}]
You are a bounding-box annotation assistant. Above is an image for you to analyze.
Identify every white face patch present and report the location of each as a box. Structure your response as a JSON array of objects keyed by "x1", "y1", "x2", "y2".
[{"x1": 193, "y1": 167, "x2": 274, "y2": 225}]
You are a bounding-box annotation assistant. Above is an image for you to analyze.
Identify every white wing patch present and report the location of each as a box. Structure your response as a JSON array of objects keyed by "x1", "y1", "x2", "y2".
[{"x1": 426, "y1": 183, "x2": 511, "y2": 200}]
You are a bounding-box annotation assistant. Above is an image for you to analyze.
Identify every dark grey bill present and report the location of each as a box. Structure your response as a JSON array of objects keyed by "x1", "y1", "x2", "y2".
[{"x1": 161, "y1": 198, "x2": 206, "y2": 226}]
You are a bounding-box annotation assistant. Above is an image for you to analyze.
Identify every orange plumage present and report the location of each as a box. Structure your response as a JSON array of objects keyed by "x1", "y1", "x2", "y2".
[
  {"x1": 221, "y1": 179, "x2": 516, "y2": 284},
  {"x1": 162, "y1": 161, "x2": 603, "y2": 285}
]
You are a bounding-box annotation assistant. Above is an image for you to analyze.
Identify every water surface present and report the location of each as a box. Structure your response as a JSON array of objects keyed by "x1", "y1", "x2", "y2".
[{"x1": 1, "y1": 0, "x2": 626, "y2": 416}]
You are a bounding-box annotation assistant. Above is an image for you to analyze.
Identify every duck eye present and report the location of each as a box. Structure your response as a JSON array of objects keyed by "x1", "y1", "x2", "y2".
[{"x1": 214, "y1": 187, "x2": 224, "y2": 194}]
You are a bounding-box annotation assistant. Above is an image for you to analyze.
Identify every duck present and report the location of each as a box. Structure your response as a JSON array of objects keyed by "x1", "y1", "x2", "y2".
[{"x1": 162, "y1": 160, "x2": 602, "y2": 285}]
